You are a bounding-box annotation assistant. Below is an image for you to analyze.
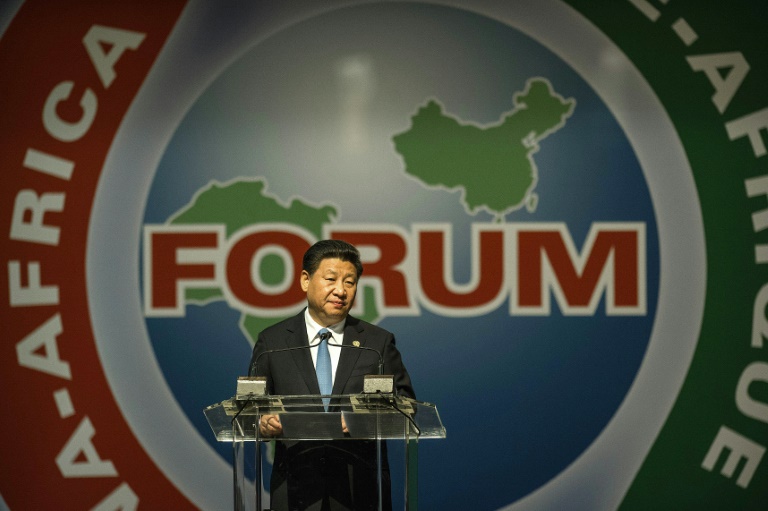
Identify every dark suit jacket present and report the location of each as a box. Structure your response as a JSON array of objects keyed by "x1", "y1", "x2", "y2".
[{"x1": 248, "y1": 311, "x2": 415, "y2": 511}]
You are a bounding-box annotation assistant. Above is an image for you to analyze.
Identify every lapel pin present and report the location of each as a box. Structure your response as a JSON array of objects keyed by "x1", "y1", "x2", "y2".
[{"x1": 353, "y1": 340, "x2": 361, "y2": 347}]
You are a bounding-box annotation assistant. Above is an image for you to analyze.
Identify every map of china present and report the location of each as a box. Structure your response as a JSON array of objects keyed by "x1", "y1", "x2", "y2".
[{"x1": 393, "y1": 78, "x2": 575, "y2": 220}]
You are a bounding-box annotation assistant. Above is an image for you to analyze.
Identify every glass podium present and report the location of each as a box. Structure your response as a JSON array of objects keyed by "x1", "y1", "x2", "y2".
[{"x1": 204, "y1": 393, "x2": 446, "y2": 511}]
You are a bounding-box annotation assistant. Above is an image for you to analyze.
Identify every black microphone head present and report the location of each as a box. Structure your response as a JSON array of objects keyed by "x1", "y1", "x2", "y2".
[{"x1": 319, "y1": 330, "x2": 331, "y2": 341}]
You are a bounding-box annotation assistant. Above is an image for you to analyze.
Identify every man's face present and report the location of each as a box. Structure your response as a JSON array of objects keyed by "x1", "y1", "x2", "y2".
[{"x1": 301, "y1": 257, "x2": 358, "y2": 327}]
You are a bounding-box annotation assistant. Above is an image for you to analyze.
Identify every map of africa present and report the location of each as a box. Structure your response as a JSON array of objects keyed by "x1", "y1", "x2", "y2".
[
  {"x1": 167, "y1": 78, "x2": 574, "y2": 342},
  {"x1": 393, "y1": 78, "x2": 574, "y2": 219}
]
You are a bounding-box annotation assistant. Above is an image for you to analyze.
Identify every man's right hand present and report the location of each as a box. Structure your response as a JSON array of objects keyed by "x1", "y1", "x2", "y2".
[{"x1": 259, "y1": 414, "x2": 282, "y2": 437}]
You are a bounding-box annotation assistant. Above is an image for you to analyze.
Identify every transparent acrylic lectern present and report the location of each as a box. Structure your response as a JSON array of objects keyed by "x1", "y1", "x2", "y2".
[{"x1": 204, "y1": 393, "x2": 445, "y2": 511}]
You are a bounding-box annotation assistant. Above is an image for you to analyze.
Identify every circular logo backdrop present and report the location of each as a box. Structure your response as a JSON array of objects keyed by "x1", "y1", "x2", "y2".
[
  {"x1": 87, "y1": 1, "x2": 703, "y2": 509},
  {"x1": 148, "y1": 2, "x2": 659, "y2": 506}
]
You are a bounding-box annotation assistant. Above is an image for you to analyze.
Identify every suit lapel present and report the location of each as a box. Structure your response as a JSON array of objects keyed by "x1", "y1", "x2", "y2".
[
  {"x1": 332, "y1": 318, "x2": 364, "y2": 394},
  {"x1": 285, "y1": 313, "x2": 321, "y2": 394}
]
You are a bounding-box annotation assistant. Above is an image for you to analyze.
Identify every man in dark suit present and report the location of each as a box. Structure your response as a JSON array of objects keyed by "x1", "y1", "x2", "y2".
[{"x1": 248, "y1": 239, "x2": 415, "y2": 511}]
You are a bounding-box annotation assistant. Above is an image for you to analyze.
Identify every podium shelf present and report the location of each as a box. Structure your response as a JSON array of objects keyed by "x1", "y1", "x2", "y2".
[{"x1": 204, "y1": 394, "x2": 446, "y2": 442}]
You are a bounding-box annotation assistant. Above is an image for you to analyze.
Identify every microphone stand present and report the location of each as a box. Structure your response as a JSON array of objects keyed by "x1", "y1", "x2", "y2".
[
  {"x1": 326, "y1": 340, "x2": 386, "y2": 511},
  {"x1": 376, "y1": 357, "x2": 383, "y2": 511}
]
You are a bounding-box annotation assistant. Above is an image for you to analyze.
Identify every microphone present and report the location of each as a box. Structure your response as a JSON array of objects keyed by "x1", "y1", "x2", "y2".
[
  {"x1": 249, "y1": 341, "x2": 321, "y2": 378},
  {"x1": 244, "y1": 341, "x2": 328, "y2": 401},
  {"x1": 249, "y1": 336, "x2": 391, "y2": 394},
  {"x1": 326, "y1": 340, "x2": 394, "y2": 394},
  {"x1": 327, "y1": 340, "x2": 383, "y2": 375}
]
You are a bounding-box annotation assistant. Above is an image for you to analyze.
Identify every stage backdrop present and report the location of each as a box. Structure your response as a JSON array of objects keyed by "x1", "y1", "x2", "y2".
[{"x1": 1, "y1": 0, "x2": 766, "y2": 509}]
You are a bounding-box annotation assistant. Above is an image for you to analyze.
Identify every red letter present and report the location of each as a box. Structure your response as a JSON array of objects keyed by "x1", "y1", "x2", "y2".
[
  {"x1": 330, "y1": 229, "x2": 411, "y2": 311},
  {"x1": 419, "y1": 227, "x2": 504, "y2": 315},
  {"x1": 225, "y1": 230, "x2": 308, "y2": 311},
  {"x1": 144, "y1": 226, "x2": 222, "y2": 316},
  {"x1": 514, "y1": 223, "x2": 645, "y2": 315}
]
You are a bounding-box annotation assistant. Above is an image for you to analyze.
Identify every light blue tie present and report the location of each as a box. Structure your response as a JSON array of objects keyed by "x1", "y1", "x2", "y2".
[{"x1": 316, "y1": 328, "x2": 332, "y2": 411}]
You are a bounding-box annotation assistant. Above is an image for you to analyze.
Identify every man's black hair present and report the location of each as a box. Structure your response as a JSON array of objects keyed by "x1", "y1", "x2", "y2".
[{"x1": 303, "y1": 239, "x2": 364, "y2": 278}]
